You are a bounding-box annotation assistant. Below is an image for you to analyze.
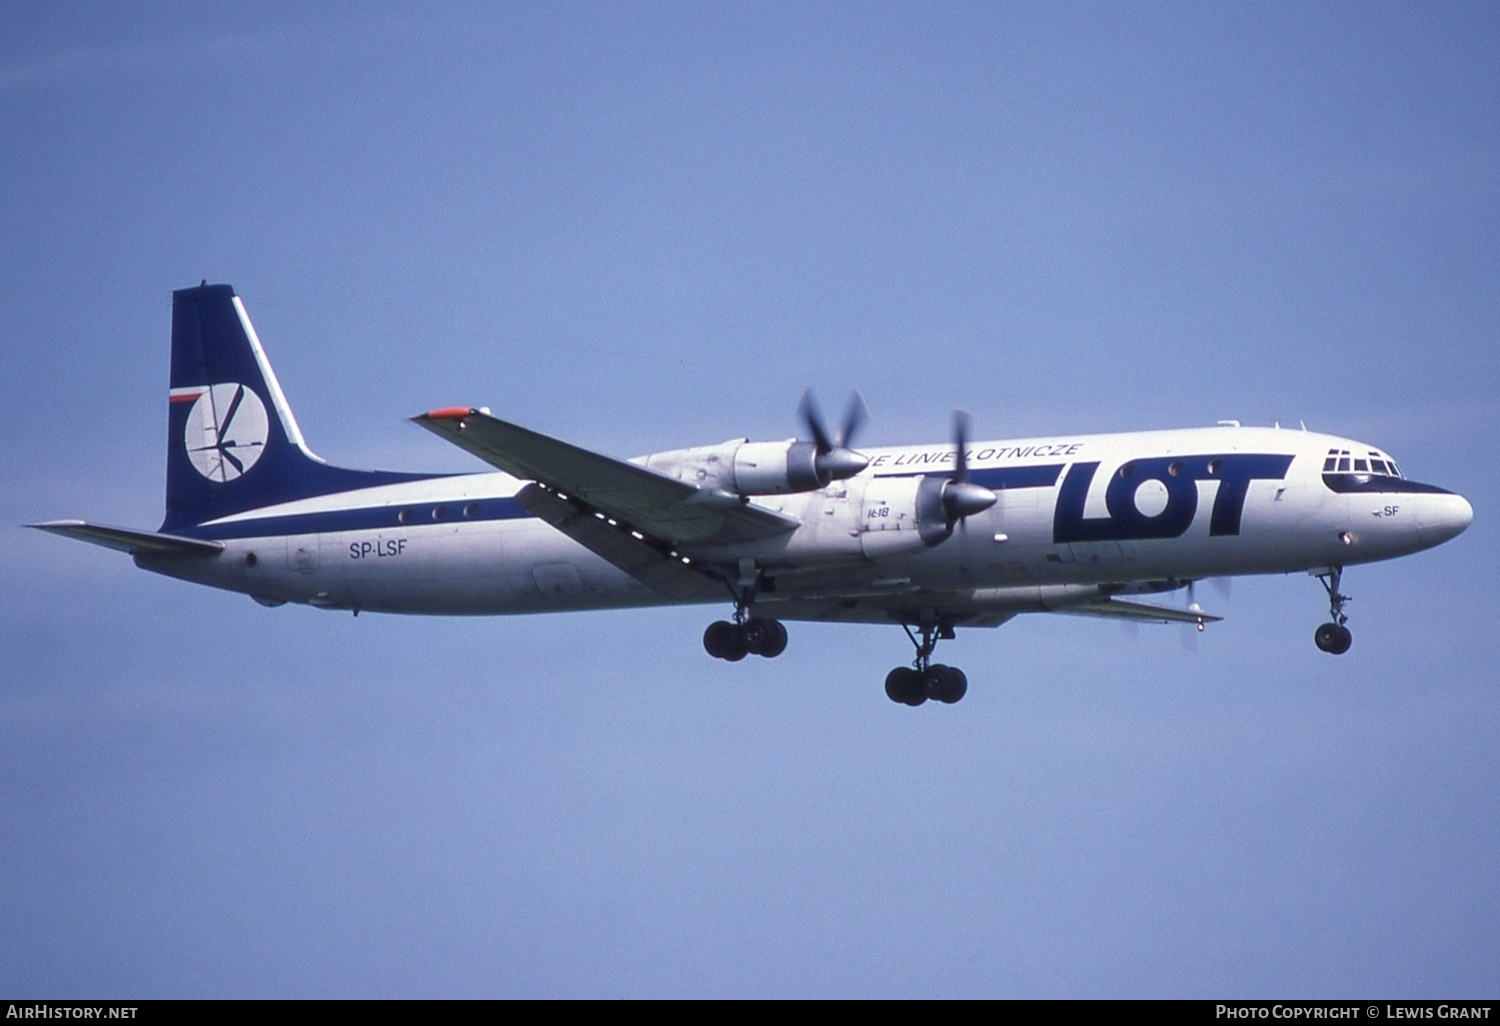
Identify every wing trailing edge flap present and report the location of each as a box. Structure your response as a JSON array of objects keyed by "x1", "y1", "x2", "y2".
[
  {"x1": 412, "y1": 408, "x2": 797, "y2": 547},
  {"x1": 1059, "y1": 596, "x2": 1223, "y2": 625},
  {"x1": 512, "y1": 485, "x2": 722, "y2": 601},
  {"x1": 28, "y1": 520, "x2": 225, "y2": 557}
]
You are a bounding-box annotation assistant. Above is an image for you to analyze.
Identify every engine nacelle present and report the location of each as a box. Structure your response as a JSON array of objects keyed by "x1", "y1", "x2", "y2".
[
  {"x1": 731, "y1": 440, "x2": 825, "y2": 495},
  {"x1": 858, "y1": 475, "x2": 955, "y2": 559},
  {"x1": 640, "y1": 438, "x2": 865, "y2": 497}
]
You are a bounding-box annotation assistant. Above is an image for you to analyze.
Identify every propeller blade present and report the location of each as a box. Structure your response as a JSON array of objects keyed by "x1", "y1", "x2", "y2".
[
  {"x1": 799, "y1": 388, "x2": 869, "y2": 481},
  {"x1": 940, "y1": 409, "x2": 994, "y2": 525},
  {"x1": 798, "y1": 389, "x2": 834, "y2": 454},
  {"x1": 1180, "y1": 622, "x2": 1200, "y2": 653},
  {"x1": 952, "y1": 409, "x2": 971, "y2": 483},
  {"x1": 1186, "y1": 579, "x2": 1208, "y2": 634},
  {"x1": 837, "y1": 391, "x2": 868, "y2": 450}
]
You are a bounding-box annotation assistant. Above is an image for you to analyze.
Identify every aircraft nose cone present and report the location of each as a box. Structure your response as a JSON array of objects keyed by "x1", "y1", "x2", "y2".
[{"x1": 1417, "y1": 491, "x2": 1474, "y2": 546}]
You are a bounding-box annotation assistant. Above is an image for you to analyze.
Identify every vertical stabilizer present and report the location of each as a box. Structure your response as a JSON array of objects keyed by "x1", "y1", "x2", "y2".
[{"x1": 162, "y1": 284, "x2": 429, "y2": 531}]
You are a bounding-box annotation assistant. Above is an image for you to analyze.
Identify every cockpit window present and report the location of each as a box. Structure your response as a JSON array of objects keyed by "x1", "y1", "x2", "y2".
[{"x1": 1324, "y1": 447, "x2": 1403, "y2": 479}]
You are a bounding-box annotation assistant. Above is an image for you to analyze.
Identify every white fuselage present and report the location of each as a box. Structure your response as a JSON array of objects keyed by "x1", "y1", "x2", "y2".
[{"x1": 140, "y1": 425, "x2": 1472, "y2": 625}]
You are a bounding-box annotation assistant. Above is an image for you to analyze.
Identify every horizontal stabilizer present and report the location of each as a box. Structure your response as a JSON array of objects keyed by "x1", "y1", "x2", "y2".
[
  {"x1": 412, "y1": 407, "x2": 798, "y2": 547},
  {"x1": 28, "y1": 520, "x2": 225, "y2": 557},
  {"x1": 1059, "y1": 596, "x2": 1224, "y2": 625}
]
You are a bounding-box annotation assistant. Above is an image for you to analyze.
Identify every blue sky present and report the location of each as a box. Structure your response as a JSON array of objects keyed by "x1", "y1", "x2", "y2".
[{"x1": 2, "y1": 2, "x2": 1497, "y2": 997}]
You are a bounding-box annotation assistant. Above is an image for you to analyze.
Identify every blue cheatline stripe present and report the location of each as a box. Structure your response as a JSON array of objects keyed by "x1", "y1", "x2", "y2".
[
  {"x1": 179, "y1": 496, "x2": 534, "y2": 541},
  {"x1": 1320, "y1": 474, "x2": 1454, "y2": 496},
  {"x1": 970, "y1": 465, "x2": 1065, "y2": 489},
  {"x1": 177, "y1": 465, "x2": 1072, "y2": 542},
  {"x1": 881, "y1": 464, "x2": 1064, "y2": 488}
]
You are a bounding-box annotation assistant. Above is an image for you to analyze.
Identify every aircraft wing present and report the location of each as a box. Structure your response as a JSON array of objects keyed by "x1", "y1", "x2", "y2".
[
  {"x1": 1055, "y1": 596, "x2": 1223, "y2": 625},
  {"x1": 511, "y1": 484, "x2": 723, "y2": 601},
  {"x1": 752, "y1": 586, "x2": 1218, "y2": 628},
  {"x1": 763, "y1": 597, "x2": 1020, "y2": 628},
  {"x1": 412, "y1": 407, "x2": 799, "y2": 546},
  {"x1": 28, "y1": 520, "x2": 225, "y2": 556}
]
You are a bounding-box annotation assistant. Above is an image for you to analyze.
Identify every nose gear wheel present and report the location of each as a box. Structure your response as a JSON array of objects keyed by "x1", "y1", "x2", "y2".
[{"x1": 1313, "y1": 565, "x2": 1353, "y2": 655}]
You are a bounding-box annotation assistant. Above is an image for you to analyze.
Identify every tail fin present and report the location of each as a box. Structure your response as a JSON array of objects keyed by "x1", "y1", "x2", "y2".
[{"x1": 163, "y1": 284, "x2": 427, "y2": 531}]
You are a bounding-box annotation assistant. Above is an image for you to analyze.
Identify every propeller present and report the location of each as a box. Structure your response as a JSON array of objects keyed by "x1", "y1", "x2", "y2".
[
  {"x1": 799, "y1": 389, "x2": 869, "y2": 483},
  {"x1": 1185, "y1": 577, "x2": 1231, "y2": 623},
  {"x1": 1182, "y1": 577, "x2": 1231, "y2": 650},
  {"x1": 939, "y1": 410, "x2": 997, "y2": 525},
  {"x1": 1186, "y1": 576, "x2": 1232, "y2": 649}
]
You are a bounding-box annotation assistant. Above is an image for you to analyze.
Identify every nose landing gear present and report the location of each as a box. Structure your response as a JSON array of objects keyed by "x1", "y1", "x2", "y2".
[
  {"x1": 885, "y1": 621, "x2": 968, "y2": 705},
  {"x1": 1313, "y1": 566, "x2": 1353, "y2": 655}
]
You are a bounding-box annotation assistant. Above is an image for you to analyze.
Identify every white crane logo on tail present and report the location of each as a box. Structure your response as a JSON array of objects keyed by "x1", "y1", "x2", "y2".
[{"x1": 179, "y1": 382, "x2": 269, "y2": 482}]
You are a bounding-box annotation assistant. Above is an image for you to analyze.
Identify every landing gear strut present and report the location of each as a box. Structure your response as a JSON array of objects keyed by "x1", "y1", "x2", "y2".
[
  {"x1": 703, "y1": 560, "x2": 788, "y2": 661},
  {"x1": 1313, "y1": 565, "x2": 1353, "y2": 655},
  {"x1": 884, "y1": 620, "x2": 968, "y2": 706}
]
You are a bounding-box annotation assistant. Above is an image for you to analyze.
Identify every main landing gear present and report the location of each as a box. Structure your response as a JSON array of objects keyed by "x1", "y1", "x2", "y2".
[
  {"x1": 884, "y1": 621, "x2": 968, "y2": 706},
  {"x1": 703, "y1": 616, "x2": 788, "y2": 661},
  {"x1": 703, "y1": 560, "x2": 788, "y2": 662},
  {"x1": 1313, "y1": 565, "x2": 1353, "y2": 655}
]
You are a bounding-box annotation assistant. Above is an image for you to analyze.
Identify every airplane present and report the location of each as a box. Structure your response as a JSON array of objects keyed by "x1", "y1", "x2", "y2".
[{"x1": 31, "y1": 283, "x2": 1474, "y2": 706}]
